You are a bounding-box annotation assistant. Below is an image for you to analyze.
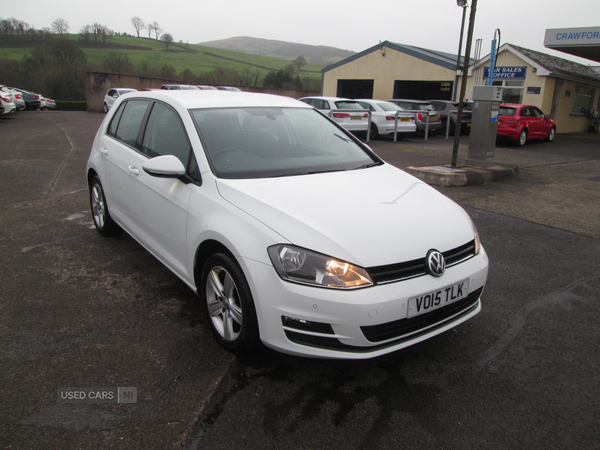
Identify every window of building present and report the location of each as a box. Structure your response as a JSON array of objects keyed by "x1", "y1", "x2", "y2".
[
  {"x1": 571, "y1": 86, "x2": 595, "y2": 116},
  {"x1": 492, "y1": 80, "x2": 524, "y2": 104}
]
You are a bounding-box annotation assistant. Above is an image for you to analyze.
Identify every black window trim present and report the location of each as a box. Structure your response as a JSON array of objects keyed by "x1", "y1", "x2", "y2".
[{"x1": 105, "y1": 98, "x2": 202, "y2": 186}]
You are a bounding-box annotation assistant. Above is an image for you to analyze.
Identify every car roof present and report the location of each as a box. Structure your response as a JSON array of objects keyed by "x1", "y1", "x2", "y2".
[
  {"x1": 123, "y1": 90, "x2": 311, "y2": 110},
  {"x1": 388, "y1": 99, "x2": 432, "y2": 104},
  {"x1": 300, "y1": 96, "x2": 354, "y2": 101}
]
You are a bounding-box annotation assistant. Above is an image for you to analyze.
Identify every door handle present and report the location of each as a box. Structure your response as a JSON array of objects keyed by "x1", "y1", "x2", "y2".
[
  {"x1": 128, "y1": 165, "x2": 140, "y2": 175},
  {"x1": 100, "y1": 147, "x2": 108, "y2": 155}
]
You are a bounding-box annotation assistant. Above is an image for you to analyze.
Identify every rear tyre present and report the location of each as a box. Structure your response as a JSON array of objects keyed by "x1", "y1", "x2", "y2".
[
  {"x1": 517, "y1": 129, "x2": 528, "y2": 147},
  {"x1": 545, "y1": 126, "x2": 556, "y2": 142},
  {"x1": 103, "y1": 103, "x2": 109, "y2": 113},
  {"x1": 369, "y1": 123, "x2": 380, "y2": 140},
  {"x1": 89, "y1": 176, "x2": 118, "y2": 236},
  {"x1": 201, "y1": 253, "x2": 260, "y2": 354}
]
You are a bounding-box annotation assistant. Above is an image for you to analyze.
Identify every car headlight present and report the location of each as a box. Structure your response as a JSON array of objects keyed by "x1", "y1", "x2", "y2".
[
  {"x1": 472, "y1": 219, "x2": 481, "y2": 255},
  {"x1": 268, "y1": 245, "x2": 373, "y2": 289}
]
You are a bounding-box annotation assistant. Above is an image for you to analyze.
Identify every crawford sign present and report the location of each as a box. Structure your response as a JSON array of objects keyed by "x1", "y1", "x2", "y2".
[
  {"x1": 545, "y1": 27, "x2": 600, "y2": 47},
  {"x1": 483, "y1": 66, "x2": 527, "y2": 79}
]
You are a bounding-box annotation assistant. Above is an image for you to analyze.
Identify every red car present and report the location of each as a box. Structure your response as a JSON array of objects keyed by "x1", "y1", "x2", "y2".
[{"x1": 497, "y1": 103, "x2": 556, "y2": 146}]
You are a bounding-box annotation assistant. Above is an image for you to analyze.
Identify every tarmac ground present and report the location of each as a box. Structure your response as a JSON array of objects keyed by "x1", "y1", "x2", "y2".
[{"x1": 1, "y1": 111, "x2": 599, "y2": 450}]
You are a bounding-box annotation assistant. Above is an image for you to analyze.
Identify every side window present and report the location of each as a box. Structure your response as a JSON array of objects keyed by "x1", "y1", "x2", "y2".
[
  {"x1": 107, "y1": 101, "x2": 126, "y2": 137},
  {"x1": 114, "y1": 100, "x2": 150, "y2": 147},
  {"x1": 532, "y1": 107, "x2": 544, "y2": 118},
  {"x1": 107, "y1": 89, "x2": 116, "y2": 98},
  {"x1": 142, "y1": 102, "x2": 197, "y2": 176}
]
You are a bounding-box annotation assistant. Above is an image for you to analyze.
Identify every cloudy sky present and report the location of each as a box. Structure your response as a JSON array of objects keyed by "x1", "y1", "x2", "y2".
[{"x1": 2, "y1": 0, "x2": 597, "y2": 65}]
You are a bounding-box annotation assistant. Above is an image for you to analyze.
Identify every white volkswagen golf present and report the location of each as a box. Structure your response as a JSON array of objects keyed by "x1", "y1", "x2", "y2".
[{"x1": 87, "y1": 90, "x2": 488, "y2": 359}]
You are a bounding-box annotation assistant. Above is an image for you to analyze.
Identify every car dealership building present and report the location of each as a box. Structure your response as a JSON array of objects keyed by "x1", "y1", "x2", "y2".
[{"x1": 321, "y1": 27, "x2": 600, "y2": 133}]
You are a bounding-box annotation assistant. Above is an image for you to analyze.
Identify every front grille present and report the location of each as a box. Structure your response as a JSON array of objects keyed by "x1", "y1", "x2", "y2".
[
  {"x1": 367, "y1": 240, "x2": 476, "y2": 285},
  {"x1": 360, "y1": 287, "x2": 483, "y2": 343}
]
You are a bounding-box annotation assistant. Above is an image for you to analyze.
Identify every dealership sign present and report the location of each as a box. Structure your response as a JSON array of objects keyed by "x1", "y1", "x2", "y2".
[
  {"x1": 544, "y1": 27, "x2": 600, "y2": 47},
  {"x1": 483, "y1": 66, "x2": 527, "y2": 79}
]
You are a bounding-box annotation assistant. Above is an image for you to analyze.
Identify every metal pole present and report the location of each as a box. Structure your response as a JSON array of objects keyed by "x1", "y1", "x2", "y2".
[
  {"x1": 453, "y1": 5, "x2": 468, "y2": 102},
  {"x1": 451, "y1": 0, "x2": 478, "y2": 167}
]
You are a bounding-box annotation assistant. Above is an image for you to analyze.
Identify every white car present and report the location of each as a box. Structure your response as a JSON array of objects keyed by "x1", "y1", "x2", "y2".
[
  {"x1": 355, "y1": 99, "x2": 416, "y2": 139},
  {"x1": 87, "y1": 90, "x2": 488, "y2": 359},
  {"x1": 0, "y1": 85, "x2": 25, "y2": 111},
  {"x1": 0, "y1": 94, "x2": 16, "y2": 115},
  {"x1": 299, "y1": 96, "x2": 370, "y2": 133},
  {"x1": 104, "y1": 88, "x2": 137, "y2": 113}
]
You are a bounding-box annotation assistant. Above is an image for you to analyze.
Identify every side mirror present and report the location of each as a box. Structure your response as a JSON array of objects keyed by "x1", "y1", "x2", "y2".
[{"x1": 142, "y1": 155, "x2": 186, "y2": 178}]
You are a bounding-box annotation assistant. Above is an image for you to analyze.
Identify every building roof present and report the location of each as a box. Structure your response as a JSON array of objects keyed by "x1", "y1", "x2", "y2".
[
  {"x1": 473, "y1": 43, "x2": 600, "y2": 86},
  {"x1": 323, "y1": 40, "x2": 471, "y2": 74}
]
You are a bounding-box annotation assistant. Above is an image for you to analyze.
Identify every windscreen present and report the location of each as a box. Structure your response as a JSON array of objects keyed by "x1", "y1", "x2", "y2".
[{"x1": 191, "y1": 107, "x2": 380, "y2": 179}]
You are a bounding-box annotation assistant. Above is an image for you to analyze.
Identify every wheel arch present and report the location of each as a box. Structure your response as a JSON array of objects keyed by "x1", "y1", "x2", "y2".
[{"x1": 193, "y1": 239, "x2": 237, "y2": 294}]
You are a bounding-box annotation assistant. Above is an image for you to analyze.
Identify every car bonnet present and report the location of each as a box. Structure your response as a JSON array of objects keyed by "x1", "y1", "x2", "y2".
[{"x1": 214, "y1": 164, "x2": 475, "y2": 267}]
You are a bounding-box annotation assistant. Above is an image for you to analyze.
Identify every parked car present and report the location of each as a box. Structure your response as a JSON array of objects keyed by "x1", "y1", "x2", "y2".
[
  {"x1": 217, "y1": 86, "x2": 242, "y2": 92},
  {"x1": 46, "y1": 98, "x2": 56, "y2": 110},
  {"x1": 0, "y1": 86, "x2": 25, "y2": 111},
  {"x1": 0, "y1": 95, "x2": 16, "y2": 115},
  {"x1": 387, "y1": 99, "x2": 442, "y2": 135},
  {"x1": 12, "y1": 88, "x2": 41, "y2": 110},
  {"x1": 355, "y1": 99, "x2": 416, "y2": 139},
  {"x1": 39, "y1": 96, "x2": 47, "y2": 110},
  {"x1": 429, "y1": 100, "x2": 472, "y2": 135},
  {"x1": 86, "y1": 90, "x2": 488, "y2": 359},
  {"x1": 196, "y1": 85, "x2": 218, "y2": 90},
  {"x1": 497, "y1": 103, "x2": 556, "y2": 146},
  {"x1": 299, "y1": 96, "x2": 370, "y2": 133},
  {"x1": 104, "y1": 88, "x2": 138, "y2": 113},
  {"x1": 160, "y1": 84, "x2": 200, "y2": 90}
]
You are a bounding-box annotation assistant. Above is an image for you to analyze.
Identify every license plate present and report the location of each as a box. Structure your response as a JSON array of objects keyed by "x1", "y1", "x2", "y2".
[
  {"x1": 407, "y1": 279, "x2": 470, "y2": 318},
  {"x1": 351, "y1": 116, "x2": 363, "y2": 121},
  {"x1": 400, "y1": 118, "x2": 410, "y2": 122},
  {"x1": 429, "y1": 115, "x2": 437, "y2": 120}
]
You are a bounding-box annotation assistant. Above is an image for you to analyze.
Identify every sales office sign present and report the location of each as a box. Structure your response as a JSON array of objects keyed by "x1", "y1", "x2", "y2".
[{"x1": 483, "y1": 66, "x2": 527, "y2": 80}]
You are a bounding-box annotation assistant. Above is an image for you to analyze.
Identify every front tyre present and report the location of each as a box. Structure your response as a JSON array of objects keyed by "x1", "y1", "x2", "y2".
[
  {"x1": 201, "y1": 253, "x2": 260, "y2": 353},
  {"x1": 89, "y1": 176, "x2": 118, "y2": 236},
  {"x1": 103, "y1": 103, "x2": 109, "y2": 113},
  {"x1": 545, "y1": 126, "x2": 556, "y2": 142}
]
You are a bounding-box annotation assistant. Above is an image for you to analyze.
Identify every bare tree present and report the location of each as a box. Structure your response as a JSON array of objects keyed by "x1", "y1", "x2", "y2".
[
  {"x1": 51, "y1": 18, "x2": 69, "y2": 34},
  {"x1": 147, "y1": 23, "x2": 154, "y2": 38},
  {"x1": 131, "y1": 17, "x2": 145, "y2": 38},
  {"x1": 150, "y1": 21, "x2": 162, "y2": 40},
  {"x1": 160, "y1": 33, "x2": 173, "y2": 50}
]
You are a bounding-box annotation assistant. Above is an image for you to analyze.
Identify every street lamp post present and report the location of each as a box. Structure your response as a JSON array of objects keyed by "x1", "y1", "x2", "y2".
[
  {"x1": 452, "y1": 0, "x2": 468, "y2": 102},
  {"x1": 451, "y1": 0, "x2": 478, "y2": 167}
]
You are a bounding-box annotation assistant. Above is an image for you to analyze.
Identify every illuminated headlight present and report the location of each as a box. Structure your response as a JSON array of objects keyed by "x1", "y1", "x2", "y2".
[
  {"x1": 268, "y1": 245, "x2": 373, "y2": 289},
  {"x1": 472, "y1": 220, "x2": 481, "y2": 255}
]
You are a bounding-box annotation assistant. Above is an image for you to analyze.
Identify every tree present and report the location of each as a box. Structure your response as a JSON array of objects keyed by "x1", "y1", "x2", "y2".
[
  {"x1": 160, "y1": 33, "x2": 173, "y2": 50},
  {"x1": 150, "y1": 21, "x2": 162, "y2": 40},
  {"x1": 293, "y1": 56, "x2": 307, "y2": 72},
  {"x1": 131, "y1": 17, "x2": 145, "y2": 38},
  {"x1": 51, "y1": 18, "x2": 69, "y2": 34}
]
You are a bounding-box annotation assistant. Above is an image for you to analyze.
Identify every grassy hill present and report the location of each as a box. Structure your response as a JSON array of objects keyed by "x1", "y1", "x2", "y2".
[
  {"x1": 199, "y1": 36, "x2": 355, "y2": 66},
  {"x1": 0, "y1": 33, "x2": 325, "y2": 80}
]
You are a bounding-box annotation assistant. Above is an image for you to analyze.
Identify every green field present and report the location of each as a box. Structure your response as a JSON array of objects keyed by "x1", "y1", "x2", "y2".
[{"x1": 0, "y1": 34, "x2": 324, "y2": 80}]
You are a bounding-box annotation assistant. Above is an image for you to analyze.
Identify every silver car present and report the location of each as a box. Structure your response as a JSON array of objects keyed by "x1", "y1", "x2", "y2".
[
  {"x1": 104, "y1": 88, "x2": 138, "y2": 113},
  {"x1": 355, "y1": 99, "x2": 416, "y2": 139},
  {"x1": 387, "y1": 99, "x2": 442, "y2": 135},
  {"x1": 299, "y1": 96, "x2": 369, "y2": 133}
]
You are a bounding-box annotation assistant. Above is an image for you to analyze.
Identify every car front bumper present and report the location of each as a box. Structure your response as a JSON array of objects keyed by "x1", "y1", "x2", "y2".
[{"x1": 243, "y1": 247, "x2": 489, "y2": 359}]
